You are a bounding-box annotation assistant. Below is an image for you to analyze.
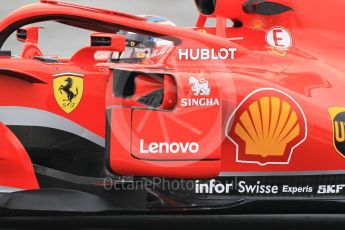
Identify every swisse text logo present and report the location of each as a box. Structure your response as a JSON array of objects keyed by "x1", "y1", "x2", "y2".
[
  {"x1": 238, "y1": 181, "x2": 279, "y2": 194},
  {"x1": 139, "y1": 139, "x2": 199, "y2": 154},
  {"x1": 178, "y1": 48, "x2": 237, "y2": 61}
]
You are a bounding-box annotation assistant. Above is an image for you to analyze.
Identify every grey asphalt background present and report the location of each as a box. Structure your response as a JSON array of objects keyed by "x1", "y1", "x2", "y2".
[{"x1": 0, "y1": 0, "x2": 198, "y2": 56}]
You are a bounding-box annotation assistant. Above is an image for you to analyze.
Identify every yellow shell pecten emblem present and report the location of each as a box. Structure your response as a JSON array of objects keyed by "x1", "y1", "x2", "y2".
[
  {"x1": 53, "y1": 73, "x2": 84, "y2": 113},
  {"x1": 235, "y1": 97, "x2": 300, "y2": 157},
  {"x1": 226, "y1": 89, "x2": 307, "y2": 165}
]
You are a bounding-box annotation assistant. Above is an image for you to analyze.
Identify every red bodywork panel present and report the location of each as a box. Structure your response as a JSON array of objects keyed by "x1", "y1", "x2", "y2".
[
  {"x1": 0, "y1": 0, "x2": 344, "y2": 184},
  {"x1": 0, "y1": 123, "x2": 38, "y2": 189}
]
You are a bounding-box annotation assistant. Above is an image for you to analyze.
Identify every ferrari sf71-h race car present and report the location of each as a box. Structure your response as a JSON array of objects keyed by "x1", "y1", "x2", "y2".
[{"x1": 0, "y1": 0, "x2": 344, "y2": 215}]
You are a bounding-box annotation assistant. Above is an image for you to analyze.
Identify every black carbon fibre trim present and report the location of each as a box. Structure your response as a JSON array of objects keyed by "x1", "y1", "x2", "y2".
[
  {"x1": 8, "y1": 126, "x2": 106, "y2": 178},
  {"x1": 243, "y1": 0, "x2": 292, "y2": 15},
  {"x1": 0, "y1": 69, "x2": 47, "y2": 83}
]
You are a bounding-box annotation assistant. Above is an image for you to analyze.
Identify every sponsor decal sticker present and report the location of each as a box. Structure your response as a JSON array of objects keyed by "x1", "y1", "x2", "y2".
[
  {"x1": 329, "y1": 107, "x2": 345, "y2": 158},
  {"x1": 103, "y1": 175, "x2": 345, "y2": 197},
  {"x1": 178, "y1": 48, "x2": 237, "y2": 61},
  {"x1": 266, "y1": 26, "x2": 292, "y2": 56},
  {"x1": 270, "y1": 48, "x2": 288, "y2": 57},
  {"x1": 195, "y1": 179, "x2": 314, "y2": 195},
  {"x1": 317, "y1": 184, "x2": 345, "y2": 194},
  {"x1": 195, "y1": 179, "x2": 234, "y2": 194},
  {"x1": 251, "y1": 17, "x2": 266, "y2": 30},
  {"x1": 189, "y1": 76, "x2": 210, "y2": 96},
  {"x1": 180, "y1": 76, "x2": 220, "y2": 107},
  {"x1": 53, "y1": 73, "x2": 84, "y2": 113},
  {"x1": 139, "y1": 139, "x2": 199, "y2": 154},
  {"x1": 226, "y1": 88, "x2": 307, "y2": 165},
  {"x1": 266, "y1": 27, "x2": 292, "y2": 49}
]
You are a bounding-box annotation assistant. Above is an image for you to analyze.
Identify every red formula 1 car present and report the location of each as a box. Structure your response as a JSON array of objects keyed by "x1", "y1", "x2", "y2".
[{"x1": 0, "y1": 0, "x2": 344, "y2": 214}]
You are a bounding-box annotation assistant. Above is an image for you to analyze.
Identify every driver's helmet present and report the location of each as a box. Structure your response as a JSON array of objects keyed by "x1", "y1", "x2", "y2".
[{"x1": 119, "y1": 15, "x2": 175, "y2": 60}]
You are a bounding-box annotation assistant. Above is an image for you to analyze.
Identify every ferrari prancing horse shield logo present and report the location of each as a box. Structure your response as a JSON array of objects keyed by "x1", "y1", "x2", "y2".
[{"x1": 53, "y1": 73, "x2": 84, "y2": 113}]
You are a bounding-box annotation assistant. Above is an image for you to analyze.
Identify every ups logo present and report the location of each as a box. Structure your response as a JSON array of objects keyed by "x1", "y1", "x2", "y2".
[{"x1": 329, "y1": 107, "x2": 345, "y2": 157}]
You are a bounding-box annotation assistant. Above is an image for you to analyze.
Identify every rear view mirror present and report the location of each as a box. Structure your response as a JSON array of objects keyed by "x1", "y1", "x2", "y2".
[
  {"x1": 91, "y1": 33, "x2": 126, "y2": 52},
  {"x1": 71, "y1": 33, "x2": 126, "y2": 65},
  {"x1": 16, "y1": 26, "x2": 42, "y2": 44},
  {"x1": 16, "y1": 26, "x2": 43, "y2": 58}
]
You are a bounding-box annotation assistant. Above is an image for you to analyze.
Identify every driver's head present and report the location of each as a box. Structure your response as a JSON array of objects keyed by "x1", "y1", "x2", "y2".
[
  {"x1": 119, "y1": 15, "x2": 175, "y2": 60},
  {"x1": 118, "y1": 31, "x2": 154, "y2": 59},
  {"x1": 142, "y1": 15, "x2": 176, "y2": 26}
]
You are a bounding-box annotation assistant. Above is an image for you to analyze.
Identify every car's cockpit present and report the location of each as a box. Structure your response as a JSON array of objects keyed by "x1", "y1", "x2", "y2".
[{"x1": 0, "y1": 11, "x2": 177, "y2": 67}]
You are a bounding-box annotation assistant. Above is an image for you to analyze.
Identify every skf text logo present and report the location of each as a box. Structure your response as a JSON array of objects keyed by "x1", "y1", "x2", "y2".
[
  {"x1": 317, "y1": 184, "x2": 345, "y2": 194},
  {"x1": 329, "y1": 107, "x2": 345, "y2": 158}
]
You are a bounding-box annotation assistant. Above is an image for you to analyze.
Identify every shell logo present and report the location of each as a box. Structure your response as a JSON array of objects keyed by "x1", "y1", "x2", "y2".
[
  {"x1": 226, "y1": 88, "x2": 307, "y2": 166},
  {"x1": 251, "y1": 17, "x2": 266, "y2": 30}
]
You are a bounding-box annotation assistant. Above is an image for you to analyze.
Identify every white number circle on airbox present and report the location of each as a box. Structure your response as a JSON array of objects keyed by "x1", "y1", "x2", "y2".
[{"x1": 266, "y1": 27, "x2": 292, "y2": 49}]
